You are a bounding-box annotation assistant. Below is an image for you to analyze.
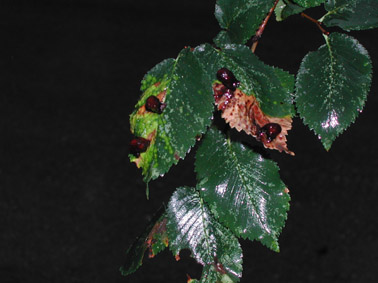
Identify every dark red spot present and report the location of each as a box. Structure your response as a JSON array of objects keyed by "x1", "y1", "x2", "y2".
[
  {"x1": 145, "y1": 95, "x2": 165, "y2": 114},
  {"x1": 216, "y1": 67, "x2": 240, "y2": 91},
  {"x1": 213, "y1": 84, "x2": 229, "y2": 99},
  {"x1": 259, "y1": 123, "x2": 282, "y2": 143},
  {"x1": 129, "y1": 137, "x2": 150, "y2": 156},
  {"x1": 213, "y1": 256, "x2": 226, "y2": 274}
]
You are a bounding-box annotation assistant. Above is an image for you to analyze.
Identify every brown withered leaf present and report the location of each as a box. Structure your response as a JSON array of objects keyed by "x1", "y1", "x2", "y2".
[
  {"x1": 146, "y1": 217, "x2": 168, "y2": 258},
  {"x1": 213, "y1": 83, "x2": 294, "y2": 155}
]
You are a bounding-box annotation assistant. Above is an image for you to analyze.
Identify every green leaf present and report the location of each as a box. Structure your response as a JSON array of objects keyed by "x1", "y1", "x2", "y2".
[
  {"x1": 292, "y1": 0, "x2": 325, "y2": 7},
  {"x1": 295, "y1": 33, "x2": 372, "y2": 150},
  {"x1": 130, "y1": 48, "x2": 214, "y2": 183},
  {"x1": 195, "y1": 128, "x2": 290, "y2": 252},
  {"x1": 189, "y1": 265, "x2": 237, "y2": 283},
  {"x1": 275, "y1": 0, "x2": 306, "y2": 21},
  {"x1": 120, "y1": 211, "x2": 168, "y2": 276},
  {"x1": 214, "y1": 0, "x2": 276, "y2": 45},
  {"x1": 167, "y1": 187, "x2": 243, "y2": 282},
  {"x1": 321, "y1": 0, "x2": 378, "y2": 31},
  {"x1": 193, "y1": 43, "x2": 295, "y2": 118}
]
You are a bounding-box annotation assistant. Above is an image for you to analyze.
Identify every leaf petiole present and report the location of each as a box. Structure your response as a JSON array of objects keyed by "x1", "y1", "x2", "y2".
[{"x1": 301, "y1": 12, "x2": 330, "y2": 36}]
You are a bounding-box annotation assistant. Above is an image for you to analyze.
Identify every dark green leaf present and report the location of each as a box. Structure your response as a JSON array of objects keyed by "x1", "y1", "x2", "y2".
[
  {"x1": 189, "y1": 265, "x2": 238, "y2": 283},
  {"x1": 295, "y1": 33, "x2": 372, "y2": 150},
  {"x1": 193, "y1": 43, "x2": 295, "y2": 118},
  {"x1": 275, "y1": 0, "x2": 306, "y2": 21},
  {"x1": 321, "y1": 0, "x2": 378, "y2": 30},
  {"x1": 130, "y1": 48, "x2": 214, "y2": 183},
  {"x1": 167, "y1": 187, "x2": 243, "y2": 282},
  {"x1": 292, "y1": 0, "x2": 325, "y2": 7},
  {"x1": 214, "y1": 0, "x2": 276, "y2": 45},
  {"x1": 195, "y1": 128, "x2": 290, "y2": 251},
  {"x1": 120, "y1": 211, "x2": 168, "y2": 276}
]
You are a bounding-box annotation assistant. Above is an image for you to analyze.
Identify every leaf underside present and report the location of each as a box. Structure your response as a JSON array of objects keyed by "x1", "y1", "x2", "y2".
[
  {"x1": 322, "y1": 0, "x2": 378, "y2": 31},
  {"x1": 195, "y1": 128, "x2": 290, "y2": 252},
  {"x1": 167, "y1": 186, "x2": 243, "y2": 282},
  {"x1": 130, "y1": 48, "x2": 214, "y2": 183},
  {"x1": 214, "y1": 0, "x2": 276, "y2": 46},
  {"x1": 295, "y1": 32, "x2": 372, "y2": 150}
]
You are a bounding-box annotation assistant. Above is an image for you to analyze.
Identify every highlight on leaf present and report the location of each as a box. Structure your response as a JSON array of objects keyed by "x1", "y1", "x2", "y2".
[
  {"x1": 167, "y1": 187, "x2": 243, "y2": 282},
  {"x1": 295, "y1": 32, "x2": 372, "y2": 150},
  {"x1": 195, "y1": 127, "x2": 291, "y2": 251}
]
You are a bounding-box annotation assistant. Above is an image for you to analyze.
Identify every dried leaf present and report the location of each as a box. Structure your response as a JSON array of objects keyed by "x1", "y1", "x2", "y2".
[{"x1": 213, "y1": 83, "x2": 294, "y2": 155}]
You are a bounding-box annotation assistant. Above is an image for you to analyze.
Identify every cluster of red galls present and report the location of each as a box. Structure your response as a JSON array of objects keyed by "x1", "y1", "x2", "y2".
[
  {"x1": 130, "y1": 68, "x2": 283, "y2": 157},
  {"x1": 129, "y1": 96, "x2": 166, "y2": 157},
  {"x1": 216, "y1": 67, "x2": 282, "y2": 143}
]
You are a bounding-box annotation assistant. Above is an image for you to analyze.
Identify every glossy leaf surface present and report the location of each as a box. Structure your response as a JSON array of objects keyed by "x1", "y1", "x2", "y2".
[
  {"x1": 120, "y1": 212, "x2": 168, "y2": 276},
  {"x1": 130, "y1": 48, "x2": 214, "y2": 183},
  {"x1": 292, "y1": 0, "x2": 325, "y2": 7},
  {"x1": 295, "y1": 33, "x2": 372, "y2": 150},
  {"x1": 193, "y1": 43, "x2": 295, "y2": 118},
  {"x1": 195, "y1": 128, "x2": 290, "y2": 251},
  {"x1": 167, "y1": 187, "x2": 243, "y2": 282},
  {"x1": 322, "y1": 0, "x2": 378, "y2": 31},
  {"x1": 214, "y1": 0, "x2": 276, "y2": 45},
  {"x1": 275, "y1": 0, "x2": 306, "y2": 21}
]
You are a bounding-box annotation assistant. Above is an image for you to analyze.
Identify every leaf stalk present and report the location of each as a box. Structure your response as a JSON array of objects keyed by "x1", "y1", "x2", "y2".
[{"x1": 301, "y1": 12, "x2": 330, "y2": 36}]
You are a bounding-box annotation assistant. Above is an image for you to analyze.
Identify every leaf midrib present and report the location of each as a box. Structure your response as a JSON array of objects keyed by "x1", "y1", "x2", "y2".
[{"x1": 225, "y1": 137, "x2": 270, "y2": 235}]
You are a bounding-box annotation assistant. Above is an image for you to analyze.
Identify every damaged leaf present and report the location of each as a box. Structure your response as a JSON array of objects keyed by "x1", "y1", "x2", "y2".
[
  {"x1": 193, "y1": 44, "x2": 295, "y2": 118},
  {"x1": 167, "y1": 187, "x2": 243, "y2": 282},
  {"x1": 213, "y1": 83, "x2": 294, "y2": 155},
  {"x1": 120, "y1": 212, "x2": 168, "y2": 276},
  {"x1": 129, "y1": 48, "x2": 214, "y2": 183},
  {"x1": 195, "y1": 127, "x2": 290, "y2": 252},
  {"x1": 193, "y1": 44, "x2": 295, "y2": 154}
]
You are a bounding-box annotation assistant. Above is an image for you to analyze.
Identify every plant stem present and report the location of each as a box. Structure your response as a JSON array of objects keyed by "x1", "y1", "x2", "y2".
[
  {"x1": 301, "y1": 12, "x2": 330, "y2": 35},
  {"x1": 251, "y1": 0, "x2": 280, "y2": 53}
]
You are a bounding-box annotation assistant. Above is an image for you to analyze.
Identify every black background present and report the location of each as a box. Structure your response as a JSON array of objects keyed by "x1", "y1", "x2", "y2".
[{"x1": 1, "y1": 1, "x2": 378, "y2": 282}]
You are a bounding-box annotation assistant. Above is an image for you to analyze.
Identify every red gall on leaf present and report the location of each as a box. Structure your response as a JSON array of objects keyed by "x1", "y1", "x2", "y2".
[
  {"x1": 213, "y1": 83, "x2": 294, "y2": 155},
  {"x1": 129, "y1": 137, "x2": 151, "y2": 157},
  {"x1": 216, "y1": 67, "x2": 240, "y2": 91},
  {"x1": 131, "y1": 84, "x2": 167, "y2": 168},
  {"x1": 145, "y1": 95, "x2": 166, "y2": 114}
]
